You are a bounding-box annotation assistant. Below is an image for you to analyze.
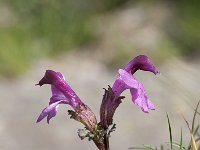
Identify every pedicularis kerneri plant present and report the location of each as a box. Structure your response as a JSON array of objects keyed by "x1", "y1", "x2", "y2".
[{"x1": 36, "y1": 55, "x2": 159, "y2": 150}]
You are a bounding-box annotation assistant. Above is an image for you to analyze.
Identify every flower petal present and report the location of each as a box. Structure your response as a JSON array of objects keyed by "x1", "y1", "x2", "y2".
[
  {"x1": 47, "y1": 106, "x2": 58, "y2": 124},
  {"x1": 37, "y1": 101, "x2": 62, "y2": 123},
  {"x1": 36, "y1": 70, "x2": 81, "y2": 108},
  {"x1": 118, "y1": 69, "x2": 138, "y2": 88},
  {"x1": 130, "y1": 82, "x2": 155, "y2": 113},
  {"x1": 147, "y1": 98, "x2": 155, "y2": 110},
  {"x1": 50, "y1": 85, "x2": 69, "y2": 104},
  {"x1": 37, "y1": 85, "x2": 70, "y2": 123},
  {"x1": 112, "y1": 79, "x2": 127, "y2": 97},
  {"x1": 36, "y1": 70, "x2": 61, "y2": 86},
  {"x1": 112, "y1": 69, "x2": 138, "y2": 97},
  {"x1": 124, "y1": 55, "x2": 159, "y2": 75}
]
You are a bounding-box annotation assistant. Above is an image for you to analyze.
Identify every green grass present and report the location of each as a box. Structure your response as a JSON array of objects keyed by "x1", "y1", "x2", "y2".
[
  {"x1": 129, "y1": 101, "x2": 200, "y2": 150},
  {"x1": 167, "y1": 112, "x2": 173, "y2": 150}
]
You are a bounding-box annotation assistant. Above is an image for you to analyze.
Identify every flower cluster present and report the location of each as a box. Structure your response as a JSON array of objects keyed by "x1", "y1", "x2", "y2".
[{"x1": 36, "y1": 55, "x2": 158, "y2": 150}]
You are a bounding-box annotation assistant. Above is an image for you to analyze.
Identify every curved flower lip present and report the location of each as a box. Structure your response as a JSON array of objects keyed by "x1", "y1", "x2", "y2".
[
  {"x1": 36, "y1": 70, "x2": 82, "y2": 123},
  {"x1": 124, "y1": 55, "x2": 159, "y2": 75},
  {"x1": 118, "y1": 69, "x2": 138, "y2": 88},
  {"x1": 130, "y1": 83, "x2": 155, "y2": 113},
  {"x1": 36, "y1": 70, "x2": 81, "y2": 106},
  {"x1": 36, "y1": 100, "x2": 68, "y2": 123},
  {"x1": 112, "y1": 69, "x2": 138, "y2": 98}
]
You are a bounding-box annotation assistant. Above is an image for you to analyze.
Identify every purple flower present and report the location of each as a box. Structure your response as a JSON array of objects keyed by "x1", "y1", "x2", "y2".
[
  {"x1": 36, "y1": 70, "x2": 97, "y2": 132},
  {"x1": 100, "y1": 55, "x2": 158, "y2": 128},
  {"x1": 112, "y1": 55, "x2": 159, "y2": 112}
]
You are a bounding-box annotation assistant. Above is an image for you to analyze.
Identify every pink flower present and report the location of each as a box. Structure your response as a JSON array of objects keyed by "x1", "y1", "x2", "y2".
[
  {"x1": 36, "y1": 70, "x2": 97, "y2": 132},
  {"x1": 100, "y1": 55, "x2": 158, "y2": 128}
]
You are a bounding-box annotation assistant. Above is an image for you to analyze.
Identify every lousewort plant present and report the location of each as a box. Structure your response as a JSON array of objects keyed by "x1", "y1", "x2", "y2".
[{"x1": 36, "y1": 55, "x2": 159, "y2": 150}]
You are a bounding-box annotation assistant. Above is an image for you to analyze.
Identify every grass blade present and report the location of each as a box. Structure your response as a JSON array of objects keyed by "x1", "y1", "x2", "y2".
[
  {"x1": 192, "y1": 101, "x2": 200, "y2": 134},
  {"x1": 191, "y1": 101, "x2": 200, "y2": 150},
  {"x1": 191, "y1": 134, "x2": 198, "y2": 150},
  {"x1": 180, "y1": 128, "x2": 183, "y2": 150},
  {"x1": 129, "y1": 145, "x2": 156, "y2": 150},
  {"x1": 129, "y1": 147, "x2": 147, "y2": 150},
  {"x1": 160, "y1": 144, "x2": 164, "y2": 150},
  {"x1": 183, "y1": 115, "x2": 197, "y2": 150},
  {"x1": 197, "y1": 111, "x2": 200, "y2": 116},
  {"x1": 195, "y1": 137, "x2": 200, "y2": 142},
  {"x1": 167, "y1": 112, "x2": 173, "y2": 150},
  {"x1": 185, "y1": 101, "x2": 200, "y2": 150},
  {"x1": 166, "y1": 141, "x2": 186, "y2": 150},
  {"x1": 194, "y1": 125, "x2": 199, "y2": 136}
]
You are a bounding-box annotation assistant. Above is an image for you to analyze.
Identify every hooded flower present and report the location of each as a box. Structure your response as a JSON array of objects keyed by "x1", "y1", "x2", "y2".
[
  {"x1": 113, "y1": 55, "x2": 159, "y2": 112},
  {"x1": 100, "y1": 55, "x2": 158, "y2": 128},
  {"x1": 36, "y1": 70, "x2": 97, "y2": 132}
]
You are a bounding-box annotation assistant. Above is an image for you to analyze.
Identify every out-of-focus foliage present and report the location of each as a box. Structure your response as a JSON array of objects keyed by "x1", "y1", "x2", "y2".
[
  {"x1": 0, "y1": 0, "x2": 129, "y2": 77},
  {"x1": 167, "y1": 0, "x2": 200, "y2": 57},
  {"x1": 0, "y1": 0, "x2": 199, "y2": 77},
  {"x1": 103, "y1": 0, "x2": 200, "y2": 69}
]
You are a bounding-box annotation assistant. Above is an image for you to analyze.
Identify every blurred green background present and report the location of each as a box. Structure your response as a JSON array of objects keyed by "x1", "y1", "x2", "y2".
[{"x1": 0, "y1": 0, "x2": 199, "y2": 77}]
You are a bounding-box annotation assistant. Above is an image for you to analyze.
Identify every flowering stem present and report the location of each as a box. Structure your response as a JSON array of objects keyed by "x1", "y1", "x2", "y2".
[
  {"x1": 93, "y1": 134, "x2": 109, "y2": 150},
  {"x1": 104, "y1": 134, "x2": 110, "y2": 150},
  {"x1": 36, "y1": 55, "x2": 158, "y2": 150},
  {"x1": 94, "y1": 123, "x2": 116, "y2": 150}
]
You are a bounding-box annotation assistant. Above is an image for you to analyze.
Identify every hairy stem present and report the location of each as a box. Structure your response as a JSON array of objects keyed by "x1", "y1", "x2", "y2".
[
  {"x1": 92, "y1": 133, "x2": 110, "y2": 150},
  {"x1": 104, "y1": 134, "x2": 110, "y2": 150}
]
